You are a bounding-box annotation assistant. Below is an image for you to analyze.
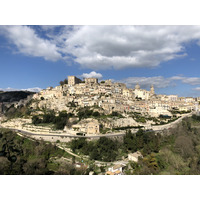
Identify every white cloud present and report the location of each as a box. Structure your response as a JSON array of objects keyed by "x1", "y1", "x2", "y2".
[
  {"x1": 170, "y1": 76, "x2": 200, "y2": 85},
  {"x1": 118, "y1": 76, "x2": 173, "y2": 89},
  {"x1": 2, "y1": 25, "x2": 200, "y2": 70},
  {"x1": 0, "y1": 25, "x2": 62, "y2": 61},
  {"x1": 21, "y1": 87, "x2": 42, "y2": 92},
  {"x1": 193, "y1": 87, "x2": 200, "y2": 91},
  {"x1": 118, "y1": 75, "x2": 200, "y2": 89},
  {"x1": 80, "y1": 71, "x2": 103, "y2": 79},
  {"x1": 62, "y1": 25, "x2": 200, "y2": 69},
  {"x1": 0, "y1": 87, "x2": 42, "y2": 92},
  {"x1": 181, "y1": 77, "x2": 200, "y2": 85}
]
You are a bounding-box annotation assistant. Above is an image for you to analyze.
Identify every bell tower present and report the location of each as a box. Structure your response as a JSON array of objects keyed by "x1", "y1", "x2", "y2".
[{"x1": 150, "y1": 85, "x2": 155, "y2": 95}]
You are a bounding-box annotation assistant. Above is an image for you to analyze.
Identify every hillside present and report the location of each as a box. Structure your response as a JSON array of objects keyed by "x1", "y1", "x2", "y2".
[
  {"x1": 69, "y1": 115, "x2": 200, "y2": 175},
  {"x1": 0, "y1": 91, "x2": 35, "y2": 103},
  {"x1": 0, "y1": 128, "x2": 87, "y2": 175}
]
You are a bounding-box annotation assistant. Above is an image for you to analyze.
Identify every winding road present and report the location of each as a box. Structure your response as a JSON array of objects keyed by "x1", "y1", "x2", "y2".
[{"x1": 0, "y1": 111, "x2": 194, "y2": 140}]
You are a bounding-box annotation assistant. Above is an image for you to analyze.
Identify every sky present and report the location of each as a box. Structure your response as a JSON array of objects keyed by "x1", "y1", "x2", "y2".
[{"x1": 0, "y1": 25, "x2": 200, "y2": 97}]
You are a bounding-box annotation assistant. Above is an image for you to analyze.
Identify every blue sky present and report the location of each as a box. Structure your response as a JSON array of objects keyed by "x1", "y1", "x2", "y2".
[{"x1": 0, "y1": 25, "x2": 200, "y2": 97}]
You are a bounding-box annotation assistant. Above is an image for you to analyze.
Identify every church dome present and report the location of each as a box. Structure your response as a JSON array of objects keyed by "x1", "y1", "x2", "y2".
[{"x1": 135, "y1": 83, "x2": 140, "y2": 89}]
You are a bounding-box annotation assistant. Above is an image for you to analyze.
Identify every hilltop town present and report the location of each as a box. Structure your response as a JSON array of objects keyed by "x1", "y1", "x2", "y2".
[
  {"x1": 1, "y1": 75, "x2": 200, "y2": 175},
  {"x1": 31, "y1": 76, "x2": 199, "y2": 133},
  {"x1": 1, "y1": 75, "x2": 199, "y2": 137},
  {"x1": 33, "y1": 76, "x2": 199, "y2": 115}
]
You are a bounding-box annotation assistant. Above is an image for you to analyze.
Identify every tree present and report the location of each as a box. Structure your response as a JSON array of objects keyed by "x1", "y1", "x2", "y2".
[
  {"x1": 64, "y1": 79, "x2": 68, "y2": 84},
  {"x1": 90, "y1": 149, "x2": 100, "y2": 160},
  {"x1": 59, "y1": 79, "x2": 68, "y2": 86},
  {"x1": 123, "y1": 130, "x2": 137, "y2": 152},
  {"x1": 32, "y1": 116, "x2": 42, "y2": 125},
  {"x1": 70, "y1": 138, "x2": 87, "y2": 152},
  {"x1": 174, "y1": 135, "x2": 195, "y2": 159},
  {"x1": 59, "y1": 81, "x2": 64, "y2": 86}
]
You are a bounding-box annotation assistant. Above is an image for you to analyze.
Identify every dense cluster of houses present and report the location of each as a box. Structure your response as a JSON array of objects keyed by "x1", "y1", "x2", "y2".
[
  {"x1": 26, "y1": 75, "x2": 199, "y2": 135},
  {"x1": 32, "y1": 75, "x2": 198, "y2": 117}
]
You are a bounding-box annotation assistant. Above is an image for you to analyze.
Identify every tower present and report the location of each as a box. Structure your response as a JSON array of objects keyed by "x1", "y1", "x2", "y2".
[
  {"x1": 68, "y1": 76, "x2": 82, "y2": 86},
  {"x1": 150, "y1": 85, "x2": 155, "y2": 95}
]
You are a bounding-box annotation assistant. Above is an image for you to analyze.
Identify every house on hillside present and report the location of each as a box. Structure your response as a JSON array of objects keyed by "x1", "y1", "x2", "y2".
[
  {"x1": 106, "y1": 164, "x2": 125, "y2": 175},
  {"x1": 86, "y1": 120, "x2": 100, "y2": 134},
  {"x1": 128, "y1": 151, "x2": 143, "y2": 162}
]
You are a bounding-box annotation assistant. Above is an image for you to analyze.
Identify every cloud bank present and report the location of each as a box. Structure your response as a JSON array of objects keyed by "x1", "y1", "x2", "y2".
[
  {"x1": 0, "y1": 26, "x2": 62, "y2": 61},
  {"x1": 2, "y1": 25, "x2": 200, "y2": 70},
  {"x1": 0, "y1": 87, "x2": 42, "y2": 92},
  {"x1": 118, "y1": 76, "x2": 200, "y2": 89},
  {"x1": 60, "y1": 25, "x2": 200, "y2": 69}
]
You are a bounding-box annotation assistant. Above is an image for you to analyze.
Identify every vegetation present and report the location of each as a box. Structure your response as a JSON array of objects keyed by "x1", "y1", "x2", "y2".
[
  {"x1": 32, "y1": 110, "x2": 74, "y2": 130},
  {"x1": 0, "y1": 128, "x2": 85, "y2": 175},
  {"x1": 125, "y1": 115, "x2": 200, "y2": 174},
  {"x1": 4, "y1": 104, "x2": 32, "y2": 119},
  {"x1": 77, "y1": 108, "x2": 95, "y2": 120},
  {"x1": 59, "y1": 79, "x2": 68, "y2": 86},
  {"x1": 131, "y1": 112, "x2": 148, "y2": 123},
  {"x1": 70, "y1": 137, "x2": 120, "y2": 162},
  {"x1": 192, "y1": 114, "x2": 200, "y2": 121},
  {"x1": 3, "y1": 109, "x2": 200, "y2": 174},
  {"x1": 123, "y1": 129, "x2": 160, "y2": 154},
  {"x1": 71, "y1": 115, "x2": 200, "y2": 174},
  {"x1": 152, "y1": 116, "x2": 180, "y2": 126},
  {"x1": 169, "y1": 110, "x2": 191, "y2": 115},
  {"x1": 77, "y1": 107, "x2": 123, "y2": 121},
  {"x1": 70, "y1": 129, "x2": 159, "y2": 162}
]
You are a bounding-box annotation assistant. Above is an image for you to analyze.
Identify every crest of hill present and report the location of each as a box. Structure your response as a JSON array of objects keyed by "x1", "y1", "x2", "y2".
[{"x1": 0, "y1": 91, "x2": 35, "y2": 102}]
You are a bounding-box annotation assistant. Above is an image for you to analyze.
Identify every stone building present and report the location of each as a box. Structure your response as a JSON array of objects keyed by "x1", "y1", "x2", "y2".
[
  {"x1": 85, "y1": 78, "x2": 98, "y2": 84},
  {"x1": 128, "y1": 151, "x2": 143, "y2": 162},
  {"x1": 168, "y1": 95, "x2": 178, "y2": 102},
  {"x1": 68, "y1": 76, "x2": 82, "y2": 86},
  {"x1": 86, "y1": 120, "x2": 100, "y2": 134},
  {"x1": 106, "y1": 164, "x2": 124, "y2": 175},
  {"x1": 134, "y1": 84, "x2": 150, "y2": 100},
  {"x1": 123, "y1": 88, "x2": 132, "y2": 98}
]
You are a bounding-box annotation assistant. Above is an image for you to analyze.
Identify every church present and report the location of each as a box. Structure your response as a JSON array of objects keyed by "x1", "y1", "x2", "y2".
[{"x1": 134, "y1": 84, "x2": 155, "y2": 100}]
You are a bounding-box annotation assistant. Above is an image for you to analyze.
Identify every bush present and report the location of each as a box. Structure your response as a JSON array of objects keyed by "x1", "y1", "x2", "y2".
[
  {"x1": 32, "y1": 110, "x2": 73, "y2": 130},
  {"x1": 93, "y1": 111, "x2": 100, "y2": 117},
  {"x1": 192, "y1": 114, "x2": 200, "y2": 121},
  {"x1": 32, "y1": 116, "x2": 42, "y2": 125}
]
